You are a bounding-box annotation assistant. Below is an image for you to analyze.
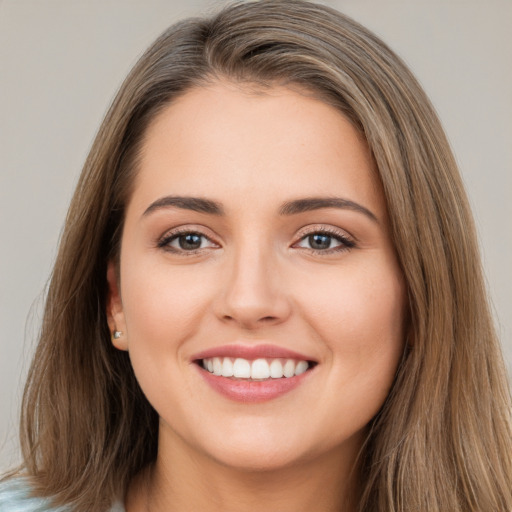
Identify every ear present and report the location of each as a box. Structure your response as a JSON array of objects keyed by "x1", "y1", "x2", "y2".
[{"x1": 106, "y1": 261, "x2": 128, "y2": 351}]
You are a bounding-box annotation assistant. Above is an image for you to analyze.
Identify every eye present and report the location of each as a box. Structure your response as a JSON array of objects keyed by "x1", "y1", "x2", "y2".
[
  {"x1": 294, "y1": 230, "x2": 355, "y2": 253},
  {"x1": 159, "y1": 231, "x2": 218, "y2": 253}
]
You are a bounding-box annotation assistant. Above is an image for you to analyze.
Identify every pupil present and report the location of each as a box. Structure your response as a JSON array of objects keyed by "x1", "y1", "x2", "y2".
[
  {"x1": 179, "y1": 234, "x2": 202, "y2": 250},
  {"x1": 309, "y1": 234, "x2": 331, "y2": 250}
]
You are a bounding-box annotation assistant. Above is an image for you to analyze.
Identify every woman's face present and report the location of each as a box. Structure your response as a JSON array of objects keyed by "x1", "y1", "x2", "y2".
[{"x1": 108, "y1": 82, "x2": 405, "y2": 472}]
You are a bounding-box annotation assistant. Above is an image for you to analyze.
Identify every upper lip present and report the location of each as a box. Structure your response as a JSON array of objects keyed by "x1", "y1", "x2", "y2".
[{"x1": 192, "y1": 344, "x2": 316, "y2": 362}]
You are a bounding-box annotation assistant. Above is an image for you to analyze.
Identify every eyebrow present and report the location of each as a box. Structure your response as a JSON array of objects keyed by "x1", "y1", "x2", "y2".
[
  {"x1": 279, "y1": 197, "x2": 378, "y2": 223},
  {"x1": 143, "y1": 195, "x2": 378, "y2": 223},
  {"x1": 143, "y1": 196, "x2": 225, "y2": 216}
]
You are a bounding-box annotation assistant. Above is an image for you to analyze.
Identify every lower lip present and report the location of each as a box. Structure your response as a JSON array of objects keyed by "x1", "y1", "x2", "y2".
[{"x1": 197, "y1": 366, "x2": 312, "y2": 403}]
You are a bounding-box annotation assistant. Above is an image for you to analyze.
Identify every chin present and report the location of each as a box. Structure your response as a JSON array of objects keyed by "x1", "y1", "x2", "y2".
[
  {"x1": 206, "y1": 442, "x2": 310, "y2": 473},
  {"x1": 190, "y1": 420, "x2": 342, "y2": 474}
]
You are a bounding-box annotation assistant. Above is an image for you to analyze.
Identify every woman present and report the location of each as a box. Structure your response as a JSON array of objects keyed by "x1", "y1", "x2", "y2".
[{"x1": 1, "y1": 0, "x2": 511, "y2": 510}]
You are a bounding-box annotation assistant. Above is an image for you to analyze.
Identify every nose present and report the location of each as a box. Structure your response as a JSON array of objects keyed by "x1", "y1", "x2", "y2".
[{"x1": 214, "y1": 244, "x2": 292, "y2": 330}]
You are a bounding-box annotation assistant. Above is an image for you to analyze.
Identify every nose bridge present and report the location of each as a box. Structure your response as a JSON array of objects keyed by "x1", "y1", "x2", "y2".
[{"x1": 218, "y1": 235, "x2": 291, "y2": 328}]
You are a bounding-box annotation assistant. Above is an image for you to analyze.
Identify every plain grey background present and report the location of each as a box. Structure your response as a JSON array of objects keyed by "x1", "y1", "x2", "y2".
[{"x1": 1, "y1": 0, "x2": 511, "y2": 471}]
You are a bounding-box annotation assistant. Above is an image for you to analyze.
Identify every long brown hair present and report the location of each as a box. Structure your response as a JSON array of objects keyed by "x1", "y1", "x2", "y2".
[{"x1": 14, "y1": 1, "x2": 512, "y2": 510}]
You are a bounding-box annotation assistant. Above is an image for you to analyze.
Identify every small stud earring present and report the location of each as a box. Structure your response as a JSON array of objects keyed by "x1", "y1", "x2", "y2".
[{"x1": 112, "y1": 330, "x2": 123, "y2": 340}]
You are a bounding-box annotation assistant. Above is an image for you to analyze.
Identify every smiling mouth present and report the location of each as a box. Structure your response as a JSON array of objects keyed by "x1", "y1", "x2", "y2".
[{"x1": 197, "y1": 357, "x2": 316, "y2": 380}]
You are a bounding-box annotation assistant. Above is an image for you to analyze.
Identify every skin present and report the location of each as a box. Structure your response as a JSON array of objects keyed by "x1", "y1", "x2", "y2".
[{"x1": 107, "y1": 81, "x2": 406, "y2": 512}]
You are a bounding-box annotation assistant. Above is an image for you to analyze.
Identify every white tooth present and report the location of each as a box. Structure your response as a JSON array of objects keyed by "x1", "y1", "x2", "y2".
[
  {"x1": 202, "y1": 359, "x2": 208, "y2": 370},
  {"x1": 295, "y1": 360, "x2": 308, "y2": 376},
  {"x1": 283, "y1": 359, "x2": 295, "y2": 378},
  {"x1": 207, "y1": 359, "x2": 214, "y2": 373},
  {"x1": 221, "y1": 357, "x2": 234, "y2": 377},
  {"x1": 212, "y1": 357, "x2": 222, "y2": 376},
  {"x1": 233, "y1": 358, "x2": 251, "y2": 378},
  {"x1": 270, "y1": 359, "x2": 284, "y2": 378},
  {"x1": 251, "y1": 359, "x2": 270, "y2": 379}
]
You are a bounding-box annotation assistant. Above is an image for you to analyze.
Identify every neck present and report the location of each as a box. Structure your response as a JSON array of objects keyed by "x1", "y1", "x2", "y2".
[{"x1": 126, "y1": 431, "x2": 362, "y2": 512}]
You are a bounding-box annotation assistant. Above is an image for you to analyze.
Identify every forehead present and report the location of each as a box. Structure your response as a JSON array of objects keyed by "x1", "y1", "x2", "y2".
[{"x1": 129, "y1": 81, "x2": 385, "y2": 219}]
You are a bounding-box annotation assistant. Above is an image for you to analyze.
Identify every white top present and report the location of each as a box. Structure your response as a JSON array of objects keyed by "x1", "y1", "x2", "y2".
[{"x1": 0, "y1": 478, "x2": 124, "y2": 512}]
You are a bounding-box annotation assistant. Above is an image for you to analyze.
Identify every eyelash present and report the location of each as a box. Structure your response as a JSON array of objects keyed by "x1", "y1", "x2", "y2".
[
  {"x1": 157, "y1": 227, "x2": 356, "y2": 256},
  {"x1": 294, "y1": 227, "x2": 356, "y2": 255},
  {"x1": 157, "y1": 227, "x2": 218, "y2": 256}
]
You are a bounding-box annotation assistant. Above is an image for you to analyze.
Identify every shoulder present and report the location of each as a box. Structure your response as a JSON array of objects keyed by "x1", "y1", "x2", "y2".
[
  {"x1": 0, "y1": 478, "x2": 125, "y2": 512},
  {"x1": 0, "y1": 478, "x2": 68, "y2": 512}
]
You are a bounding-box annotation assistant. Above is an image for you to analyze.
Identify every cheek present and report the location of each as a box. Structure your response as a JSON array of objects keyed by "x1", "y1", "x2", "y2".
[
  {"x1": 118, "y1": 260, "x2": 215, "y2": 418},
  {"x1": 120, "y1": 258, "x2": 213, "y2": 360},
  {"x1": 295, "y1": 258, "x2": 405, "y2": 378}
]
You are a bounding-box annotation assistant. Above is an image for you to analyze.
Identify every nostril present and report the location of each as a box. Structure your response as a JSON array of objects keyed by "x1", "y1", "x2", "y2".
[{"x1": 221, "y1": 314, "x2": 279, "y2": 326}]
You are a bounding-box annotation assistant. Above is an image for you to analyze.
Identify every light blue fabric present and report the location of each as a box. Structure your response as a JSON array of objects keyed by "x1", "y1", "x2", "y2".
[{"x1": 0, "y1": 478, "x2": 125, "y2": 512}]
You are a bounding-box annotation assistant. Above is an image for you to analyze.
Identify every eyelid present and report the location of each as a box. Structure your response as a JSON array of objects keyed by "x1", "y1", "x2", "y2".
[
  {"x1": 292, "y1": 224, "x2": 356, "y2": 253},
  {"x1": 157, "y1": 225, "x2": 221, "y2": 253},
  {"x1": 295, "y1": 224, "x2": 355, "y2": 241}
]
